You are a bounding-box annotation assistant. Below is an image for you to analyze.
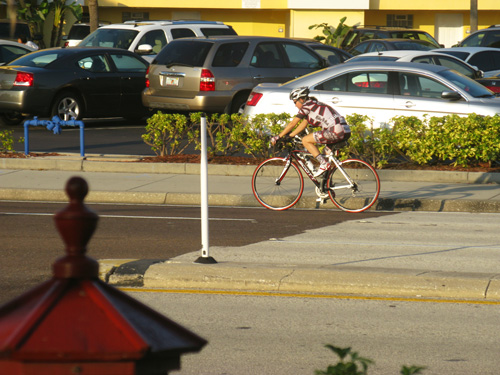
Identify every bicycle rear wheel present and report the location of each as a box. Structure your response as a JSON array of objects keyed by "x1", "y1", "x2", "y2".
[
  {"x1": 252, "y1": 157, "x2": 304, "y2": 210},
  {"x1": 327, "y1": 159, "x2": 380, "y2": 213}
]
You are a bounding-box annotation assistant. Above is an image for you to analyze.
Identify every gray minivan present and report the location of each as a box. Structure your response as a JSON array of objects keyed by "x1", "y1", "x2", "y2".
[{"x1": 142, "y1": 36, "x2": 328, "y2": 114}]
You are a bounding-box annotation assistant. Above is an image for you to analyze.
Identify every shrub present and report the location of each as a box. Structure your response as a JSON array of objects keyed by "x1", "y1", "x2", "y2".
[
  {"x1": 141, "y1": 111, "x2": 500, "y2": 168},
  {"x1": 0, "y1": 130, "x2": 15, "y2": 152},
  {"x1": 142, "y1": 111, "x2": 198, "y2": 156}
]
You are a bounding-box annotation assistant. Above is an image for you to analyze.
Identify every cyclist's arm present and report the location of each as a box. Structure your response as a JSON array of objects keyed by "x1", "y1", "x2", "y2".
[
  {"x1": 290, "y1": 119, "x2": 308, "y2": 137},
  {"x1": 278, "y1": 116, "x2": 301, "y2": 138}
]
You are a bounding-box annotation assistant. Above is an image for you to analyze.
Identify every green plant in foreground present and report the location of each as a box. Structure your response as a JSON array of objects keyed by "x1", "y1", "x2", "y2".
[
  {"x1": 309, "y1": 17, "x2": 352, "y2": 48},
  {"x1": 315, "y1": 344, "x2": 425, "y2": 375},
  {"x1": 0, "y1": 130, "x2": 15, "y2": 152}
]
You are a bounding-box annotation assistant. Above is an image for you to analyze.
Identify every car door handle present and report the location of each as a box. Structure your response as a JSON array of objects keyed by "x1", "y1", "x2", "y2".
[
  {"x1": 331, "y1": 97, "x2": 340, "y2": 104},
  {"x1": 404, "y1": 101, "x2": 416, "y2": 108}
]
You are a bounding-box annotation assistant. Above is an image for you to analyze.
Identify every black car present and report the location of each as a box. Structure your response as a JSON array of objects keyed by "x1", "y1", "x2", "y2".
[
  {"x1": 348, "y1": 38, "x2": 438, "y2": 56},
  {"x1": 301, "y1": 41, "x2": 352, "y2": 65},
  {"x1": 340, "y1": 26, "x2": 441, "y2": 51},
  {"x1": 0, "y1": 47, "x2": 149, "y2": 125}
]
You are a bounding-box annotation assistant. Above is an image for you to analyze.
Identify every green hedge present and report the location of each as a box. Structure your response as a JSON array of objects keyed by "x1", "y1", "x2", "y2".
[{"x1": 142, "y1": 111, "x2": 500, "y2": 168}]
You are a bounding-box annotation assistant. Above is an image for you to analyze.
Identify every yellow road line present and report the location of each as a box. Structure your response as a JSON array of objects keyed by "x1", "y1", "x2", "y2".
[{"x1": 119, "y1": 287, "x2": 500, "y2": 305}]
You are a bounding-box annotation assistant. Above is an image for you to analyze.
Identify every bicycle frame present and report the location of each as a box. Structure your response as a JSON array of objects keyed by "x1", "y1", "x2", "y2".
[{"x1": 279, "y1": 143, "x2": 355, "y2": 198}]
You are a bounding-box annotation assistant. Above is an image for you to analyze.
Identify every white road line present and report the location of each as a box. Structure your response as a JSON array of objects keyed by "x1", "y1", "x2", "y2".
[{"x1": 0, "y1": 212, "x2": 254, "y2": 222}]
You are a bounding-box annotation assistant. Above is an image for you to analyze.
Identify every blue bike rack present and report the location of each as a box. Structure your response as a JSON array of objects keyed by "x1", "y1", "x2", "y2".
[{"x1": 24, "y1": 116, "x2": 85, "y2": 157}]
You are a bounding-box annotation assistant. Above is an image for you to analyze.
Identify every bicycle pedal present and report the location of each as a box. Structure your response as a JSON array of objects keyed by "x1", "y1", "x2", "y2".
[{"x1": 315, "y1": 197, "x2": 329, "y2": 205}]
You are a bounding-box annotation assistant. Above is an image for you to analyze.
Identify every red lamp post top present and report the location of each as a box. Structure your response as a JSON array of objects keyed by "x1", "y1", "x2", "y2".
[{"x1": 0, "y1": 177, "x2": 207, "y2": 374}]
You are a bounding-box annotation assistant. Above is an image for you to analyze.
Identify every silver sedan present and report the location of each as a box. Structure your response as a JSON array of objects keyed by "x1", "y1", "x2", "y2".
[{"x1": 243, "y1": 61, "x2": 500, "y2": 128}]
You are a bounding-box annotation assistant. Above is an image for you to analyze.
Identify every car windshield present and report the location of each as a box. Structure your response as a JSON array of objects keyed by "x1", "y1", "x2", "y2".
[
  {"x1": 201, "y1": 27, "x2": 237, "y2": 36},
  {"x1": 68, "y1": 25, "x2": 91, "y2": 39},
  {"x1": 8, "y1": 49, "x2": 63, "y2": 67},
  {"x1": 439, "y1": 70, "x2": 495, "y2": 97},
  {"x1": 392, "y1": 41, "x2": 435, "y2": 50},
  {"x1": 435, "y1": 51, "x2": 471, "y2": 60},
  {"x1": 154, "y1": 40, "x2": 213, "y2": 67},
  {"x1": 389, "y1": 31, "x2": 440, "y2": 48},
  {"x1": 349, "y1": 56, "x2": 398, "y2": 62},
  {"x1": 79, "y1": 29, "x2": 139, "y2": 49}
]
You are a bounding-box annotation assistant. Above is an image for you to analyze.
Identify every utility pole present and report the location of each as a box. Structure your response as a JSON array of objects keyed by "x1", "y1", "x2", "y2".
[
  {"x1": 88, "y1": 0, "x2": 99, "y2": 32},
  {"x1": 470, "y1": 0, "x2": 478, "y2": 33}
]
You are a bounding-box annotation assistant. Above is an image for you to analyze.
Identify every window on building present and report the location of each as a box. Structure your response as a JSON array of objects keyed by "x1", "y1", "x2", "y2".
[
  {"x1": 387, "y1": 14, "x2": 413, "y2": 28},
  {"x1": 122, "y1": 12, "x2": 149, "y2": 22}
]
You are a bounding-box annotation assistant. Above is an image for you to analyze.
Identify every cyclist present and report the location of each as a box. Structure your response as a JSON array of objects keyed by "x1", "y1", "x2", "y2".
[{"x1": 270, "y1": 86, "x2": 351, "y2": 177}]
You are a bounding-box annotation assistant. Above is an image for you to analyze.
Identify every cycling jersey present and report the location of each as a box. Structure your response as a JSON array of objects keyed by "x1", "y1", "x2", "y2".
[{"x1": 296, "y1": 98, "x2": 350, "y2": 143}]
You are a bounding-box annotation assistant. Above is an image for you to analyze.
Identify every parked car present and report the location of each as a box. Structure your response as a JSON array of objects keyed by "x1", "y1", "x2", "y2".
[
  {"x1": 294, "y1": 39, "x2": 352, "y2": 66},
  {"x1": 475, "y1": 73, "x2": 500, "y2": 93},
  {"x1": 432, "y1": 47, "x2": 500, "y2": 77},
  {"x1": 345, "y1": 50, "x2": 483, "y2": 80},
  {"x1": 0, "y1": 47, "x2": 149, "y2": 126},
  {"x1": 78, "y1": 20, "x2": 237, "y2": 62},
  {"x1": 142, "y1": 36, "x2": 329, "y2": 114},
  {"x1": 0, "y1": 39, "x2": 35, "y2": 65},
  {"x1": 348, "y1": 38, "x2": 437, "y2": 56},
  {"x1": 62, "y1": 22, "x2": 110, "y2": 47},
  {"x1": 456, "y1": 25, "x2": 500, "y2": 48},
  {"x1": 0, "y1": 19, "x2": 41, "y2": 44},
  {"x1": 340, "y1": 26, "x2": 441, "y2": 51},
  {"x1": 243, "y1": 61, "x2": 500, "y2": 128}
]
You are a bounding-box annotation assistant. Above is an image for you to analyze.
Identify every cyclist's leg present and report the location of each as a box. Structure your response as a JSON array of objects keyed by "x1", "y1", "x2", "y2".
[
  {"x1": 301, "y1": 133, "x2": 320, "y2": 157},
  {"x1": 306, "y1": 130, "x2": 332, "y2": 176}
]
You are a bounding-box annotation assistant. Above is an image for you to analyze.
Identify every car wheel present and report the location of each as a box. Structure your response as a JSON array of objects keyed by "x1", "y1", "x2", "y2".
[
  {"x1": 51, "y1": 92, "x2": 84, "y2": 121},
  {"x1": 0, "y1": 111, "x2": 25, "y2": 126},
  {"x1": 230, "y1": 92, "x2": 250, "y2": 115}
]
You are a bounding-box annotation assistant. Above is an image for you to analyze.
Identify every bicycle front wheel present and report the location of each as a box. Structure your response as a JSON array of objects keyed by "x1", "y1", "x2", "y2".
[
  {"x1": 327, "y1": 159, "x2": 380, "y2": 213},
  {"x1": 252, "y1": 157, "x2": 304, "y2": 210}
]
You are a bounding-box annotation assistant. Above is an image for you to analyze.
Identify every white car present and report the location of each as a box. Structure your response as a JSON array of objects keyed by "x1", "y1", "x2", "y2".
[
  {"x1": 432, "y1": 47, "x2": 500, "y2": 77},
  {"x1": 345, "y1": 50, "x2": 483, "y2": 80},
  {"x1": 62, "y1": 23, "x2": 109, "y2": 47},
  {"x1": 243, "y1": 61, "x2": 500, "y2": 128},
  {"x1": 78, "y1": 20, "x2": 236, "y2": 63}
]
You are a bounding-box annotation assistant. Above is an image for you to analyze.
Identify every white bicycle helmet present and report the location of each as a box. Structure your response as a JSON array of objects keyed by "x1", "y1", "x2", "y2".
[{"x1": 289, "y1": 86, "x2": 310, "y2": 101}]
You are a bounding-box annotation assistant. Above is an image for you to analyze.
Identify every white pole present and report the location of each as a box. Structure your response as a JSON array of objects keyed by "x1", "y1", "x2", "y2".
[{"x1": 195, "y1": 115, "x2": 217, "y2": 264}]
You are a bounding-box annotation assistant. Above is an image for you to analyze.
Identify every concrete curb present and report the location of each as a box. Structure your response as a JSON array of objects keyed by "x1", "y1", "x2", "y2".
[
  {"x1": 2, "y1": 188, "x2": 500, "y2": 213},
  {"x1": 102, "y1": 260, "x2": 500, "y2": 300},
  {"x1": 1, "y1": 154, "x2": 500, "y2": 183}
]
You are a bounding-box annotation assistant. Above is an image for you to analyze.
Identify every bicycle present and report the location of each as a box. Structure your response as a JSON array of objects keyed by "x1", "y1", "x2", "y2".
[{"x1": 251, "y1": 136, "x2": 380, "y2": 212}]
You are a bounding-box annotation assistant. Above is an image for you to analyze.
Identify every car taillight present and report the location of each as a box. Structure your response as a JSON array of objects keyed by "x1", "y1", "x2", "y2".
[
  {"x1": 246, "y1": 92, "x2": 263, "y2": 106},
  {"x1": 13, "y1": 72, "x2": 33, "y2": 87},
  {"x1": 200, "y1": 69, "x2": 215, "y2": 91},
  {"x1": 145, "y1": 66, "x2": 150, "y2": 88},
  {"x1": 63, "y1": 41, "x2": 69, "y2": 48}
]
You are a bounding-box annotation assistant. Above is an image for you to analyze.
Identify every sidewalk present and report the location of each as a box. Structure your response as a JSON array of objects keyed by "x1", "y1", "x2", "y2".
[{"x1": 1, "y1": 153, "x2": 500, "y2": 300}]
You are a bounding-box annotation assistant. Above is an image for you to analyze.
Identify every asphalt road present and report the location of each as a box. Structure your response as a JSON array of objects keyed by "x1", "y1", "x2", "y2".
[
  {"x1": 133, "y1": 290, "x2": 500, "y2": 375},
  {"x1": 0, "y1": 201, "x2": 390, "y2": 304}
]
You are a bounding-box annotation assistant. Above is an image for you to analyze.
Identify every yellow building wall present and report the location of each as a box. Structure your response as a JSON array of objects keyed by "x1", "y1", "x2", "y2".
[
  {"x1": 96, "y1": 8, "x2": 289, "y2": 37},
  {"x1": 372, "y1": 0, "x2": 499, "y2": 10},
  {"x1": 289, "y1": 10, "x2": 365, "y2": 39},
  {"x1": 365, "y1": 9, "x2": 500, "y2": 41},
  {"x1": 91, "y1": 0, "x2": 500, "y2": 41}
]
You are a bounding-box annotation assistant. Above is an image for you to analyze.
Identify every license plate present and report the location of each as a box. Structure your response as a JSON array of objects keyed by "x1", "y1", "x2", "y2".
[{"x1": 166, "y1": 77, "x2": 179, "y2": 86}]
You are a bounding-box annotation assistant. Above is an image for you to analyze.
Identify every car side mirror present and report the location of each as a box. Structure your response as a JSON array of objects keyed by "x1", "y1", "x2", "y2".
[
  {"x1": 475, "y1": 69, "x2": 484, "y2": 78},
  {"x1": 441, "y1": 91, "x2": 462, "y2": 100},
  {"x1": 136, "y1": 44, "x2": 153, "y2": 54}
]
